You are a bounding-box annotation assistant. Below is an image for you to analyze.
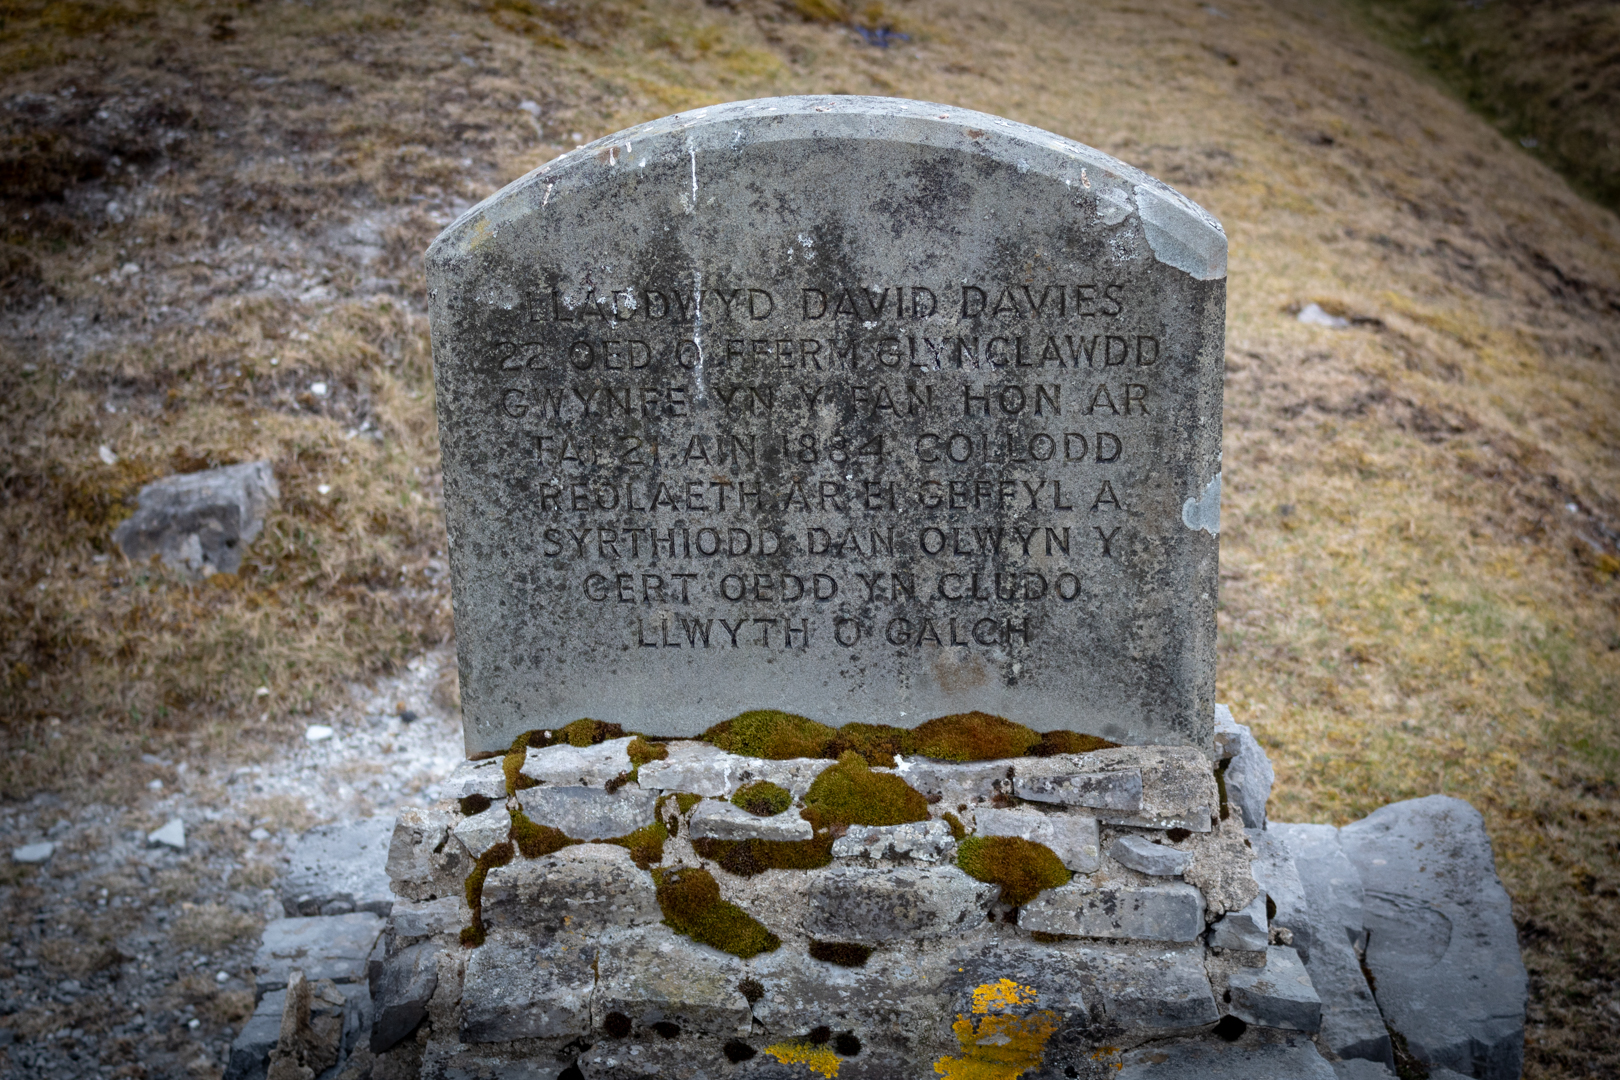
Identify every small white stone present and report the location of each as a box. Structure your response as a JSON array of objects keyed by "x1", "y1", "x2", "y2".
[
  {"x1": 310, "y1": 382, "x2": 329, "y2": 397},
  {"x1": 316, "y1": 484, "x2": 332, "y2": 495},
  {"x1": 98, "y1": 445, "x2": 118, "y2": 465},
  {"x1": 11, "y1": 841, "x2": 54, "y2": 864},
  {"x1": 216, "y1": 971, "x2": 230, "y2": 984},
  {"x1": 147, "y1": 779, "x2": 163, "y2": 791},
  {"x1": 1297, "y1": 302, "x2": 1349, "y2": 329},
  {"x1": 249, "y1": 828, "x2": 270, "y2": 841},
  {"x1": 305, "y1": 724, "x2": 334, "y2": 742},
  {"x1": 148, "y1": 818, "x2": 186, "y2": 850}
]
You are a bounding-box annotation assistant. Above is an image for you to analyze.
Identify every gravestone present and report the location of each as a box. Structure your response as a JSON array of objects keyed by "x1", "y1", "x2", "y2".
[{"x1": 426, "y1": 95, "x2": 1227, "y2": 755}]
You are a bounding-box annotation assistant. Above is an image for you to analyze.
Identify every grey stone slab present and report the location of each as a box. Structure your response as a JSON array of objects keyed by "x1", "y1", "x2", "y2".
[
  {"x1": 1332, "y1": 1062, "x2": 1397, "y2": 1080},
  {"x1": 148, "y1": 817, "x2": 186, "y2": 849},
  {"x1": 1340, "y1": 796, "x2": 1527, "y2": 1080},
  {"x1": 224, "y1": 988, "x2": 284, "y2": 1080},
  {"x1": 451, "y1": 804, "x2": 511, "y2": 858},
  {"x1": 445, "y1": 758, "x2": 507, "y2": 802},
  {"x1": 386, "y1": 806, "x2": 468, "y2": 902},
  {"x1": 592, "y1": 927, "x2": 751, "y2": 1038},
  {"x1": 1013, "y1": 766, "x2": 1143, "y2": 812},
  {"x1": 1209, "y1": 891, "x2": 1268, "y2": 952},
  {"x1": 1117, "y1": 1033, "x2": 1334, "y2": 1080},
  {"x1": 421, "y1": 1045, "x2": 573, "y2": 1080},
  {"x1": 428, "y1": 95, "x2": 1225, "y2": 752},
  {"x1": 633, "y1": 740, "x2": 739, "y2": 796},
  {"x1": 972, "y1": 806, "x2": 1100, "y2": 872},
  {"x1": 390, "y1": 895, "x2": 467, "y2": 942},
  {"x1": 281, "y1": 815, "x2": 396, "y2": 917},
  {"x1": 112, "y1": 460, "x2": 278, "y2": 576},
  {"x1": 730, "y1": 757, "x2": 834, "y2": 799},
  {"x1": 831, "y1": 818, "x2": 956, "y2": 863},
  {"x1": 1249, "y1": 828, "x2": 1310, "y2": 958},
  {"x1": 481, "y1": 843, "x2": 660, "y2": 934},
  {"x1": 461, "y1": 929, "x2": 595, "y2": 1043},
  {"x1": 515, "y1": 785, "x2": 657, "y2": 840},
  {"x1": 1096, "y1": 746, "x2": 1220, "y2": 832},
  {"x1": 687, "y1": 799, "x2": 813, "y2": 841},
  {"x1": 1227, "y1": 946, "x2": 1321, "y2": 1032},
  {"x1": 1109, "y1": 834, "x2": 1192, "y2": 876},
  {"x1": 1273, "y1": 823, "x2": 1392, "y2": 1068},
  {"x1": 805, "y1": 865, "x2": 995, "y2": 943},
  {"x1": 253, "y1": 913, "x2": 384, "y2": 994},
  {"x1": 370, "y1": 941, "x2": 439, "y2": 1053},
  {"x1": 1215, "y1": 703, "x2": 1274, "y2": 829},
  {"x1": 520, "y1": 736, "x2": 635, "y2": 787},
  {"x1": 888, "y1": 758, "x2": 1010, "y2": 808},
  {"x1": 1019, "y1": 880, "x2": 1205, "y2": 942},
  {"x1": 747, "y1": 944, "x2": 956, "y2": 1034},
  {"x1": 1081, "y1": 944, "x2": 1221, "y2": 1034}
]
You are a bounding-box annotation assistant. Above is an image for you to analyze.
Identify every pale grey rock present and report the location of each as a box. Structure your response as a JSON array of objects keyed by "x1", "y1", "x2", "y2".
[
  {"x1": 1209, "y1": 891, "x2": 1269, "y2": 952},
  {"x1": 370, "y1": 941, "x2": 439, "y2": 1052},
  {"x1": 480, "y1": 843, "x2": 660, "y2": 934},
  {"x1": 460, "y1": 929, "x2": 594, "y2": 1043},
  {"x1": 1332, "y1": 1062, "x2": 1397, "y2": 1080},
  {"x1": 280, "y1": 815, "x2": 395, "y2": 917},
  {"x1": 1020, "y1": 880, "x2": 1205, "y2": 942},
  {"x1": 429, "y1": 95, "x2": 1225, "y2": 753},
  {"x1": 973, "y1": 806, "x2": 1100, "y2": 872},
  {"x1": 1081, "y1": 944, "x2": 1221, "y2": 1033},
  {"x1": 224, "y1": 989, "x2": 284, "y2": 1080},
  {"x1": 10, "y1": 841, "x2": 53, "y2": 864},
  {"x1": 1215, "y1": 704, "x2": 1274, "y2": 829},
  {"x1": 831, "y1": 819, "x2": 956, "y2": 862},
  {"x1": 445, "y1": 758, "x2": 507, "y2": 802},
  {"x1": 687, "y1": 799, "x2": 813, "y2": 841},
  {"x1": 1109, "y1": 834, "x2": 1192, "y2": 876},
  {"x1": 633, "y1": 740, "x2": 738, "y2": 796},
  {"x1": 805, "y1": 865, "x2": 995, "y2": 943},
  {"x1": 385, "y1": 806, "x2": 467, "y2": 902},
  {"x1": 390, "y1": 896, "x2": 467, "y2": 942},
  {"x1": 1250, "y1": 828, "x2": 1311, "y2": 959},
  {"x1": 113, "y1": 460, "x2": 277, "y2": 575},
  {"x1": 1274, "y1": 822, "x2": 1392, "y2": 1067},
  {"x1": 731, "y1": 756, "x2": 834, "y2": 798},
  {"x1": 451, "y1": 804, "x2": 510, "y2": 857},
  {"x1": 1227, "y1": 946, "x2": 1321, "y2": 1032},
  {"x1": 889, "y1": 758, "x2": 1010, "y2": 807},
  {"x1": 515, "y1": 785, "x2": 656, "y2": 840},
  {"x1": 148, "y1": 817, "x2": 186, "y2": 850},
  {"x1": 592, "y1": 927, "x2": 751, "y2": 1038},
  {"x1": 1013, "y1": 765, "x2": 1143, "y2": 812},
  {"x1": 748, "y1": 944, "x2": 956, "y2": 1032},
  {"x1": 1340, "y1": 796, "x2": 1527, "y2": 1080},
  {"x1": 1182, "y1": 814, "x2": 1260, "y2": 916},
  {"x1": 420, "y1": 1044, "x2": 573, "y2": 1080},
  {"x1": 520, "y1": 736, "x2": 634, "y2": 787},
  {"x1": 1117, "y1": 1033, "x2": 1334, "y2": 1080},
  {"x1": 1095, "y1": 746, "x2": 1220, "y2": 832},
  {"x1": 254, "y1": 913, "x2": 385, "y2": 993}
]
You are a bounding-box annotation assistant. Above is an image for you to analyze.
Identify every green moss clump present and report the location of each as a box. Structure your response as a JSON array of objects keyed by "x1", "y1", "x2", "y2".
[
  {"x1": 461, "y1": 840, "x2": 515, "y2": 947},
  {"x1": 653, "y1": 866, "x2": 780, "y2": 958},
  {"x1": 510, "y1": 808, "x2": 574, "y2": 859},
  {"x1": 502, "y1": 731, "x2": 542, "y2": 796},
  {"x1": 691, "y1": 835, "x2": 834, "y2": 876},
  {"x1": 825, "y1": 722, "x2": 912, "y2": 768},
  {"x1": 703, "y1": 710, "x2": 836, "y2": 759},
  {"x1": 956, "y1": 835, "x2": 1070, "y2": 907},
  {"x1": 910, "y1": 712, "x2": 1040, "y2": 761},
  {"x1": 537, "y1": 718, "x2": 627, "y2": 748},
  {"x1": 808, "y1": 940, "x2": 873, "y2": 967},
  {"x1": 628, "y1": 736, "x2": 669, "y2": 768},
  {"x1": 458, "y1": 793, "x2": 492, "y2": 816},
  {"x1": 941, "y1": 811, "x2": 967, "y2": 841},
  {"x1": 674, "y1": 792, "x2": 702, "y2": 814},
  {"x1": 606, "y1": 818, "x2": 667, "y2": 869},
  {"x1": 1032, "y1": 730, "x2": 1122, "y2": 756},
  {"x1": 803, "y1": 751, "x2": 930, "y2": 828},
  {"x1": 731, "y1": 780, "x2": 792, "y2": 817}
]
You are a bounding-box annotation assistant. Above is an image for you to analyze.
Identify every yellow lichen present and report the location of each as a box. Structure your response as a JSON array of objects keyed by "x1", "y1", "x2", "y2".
[
  {"x1": 933, "y1": 980, "x2": 1059, "y2": 1079},
  {"x1": 763, "y1": 1040, "x2": 842, "y2": 1078},
  {"x1": 972, "y1": 978, "x2": 1038, "y2": 1014}
]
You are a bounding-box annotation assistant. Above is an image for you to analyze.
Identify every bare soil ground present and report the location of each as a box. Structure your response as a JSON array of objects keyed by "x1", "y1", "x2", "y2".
[{"x1": 1, "y1": 1, "x2": 1618, "y2": 1077}]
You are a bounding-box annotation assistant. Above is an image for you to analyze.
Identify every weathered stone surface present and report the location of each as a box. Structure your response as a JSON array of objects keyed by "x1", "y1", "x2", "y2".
[
  {"x1": 889, "y1": 758, "x2": 1010, "y2": 807},
  {"x1": 1340, "y1": 796, "x2": 1527, "y2": 1080},
  {"x1": 1081, "y1": 944, "x2": 1221, "y2": 1034},
  {"x1": 1019, "y1": 880, "x2": 1205, "y2": 942},
  {"x1": 420, "y1": 1045, "x2": 573, "y2": 1080},
  {"x1": 515, "y1": 785, "x2": 656, "y2": 840},
  {"x1": 1209, "y1": 891, "x2": 1268, "y2": 952},
  {"x1": 224, "y1": 989, "x2": 284, "y2": 1080},
  {"x1": 731, "y1": 756, "x2": 834, "y2": 798},
  {"x1": 370, "y1": 941, "x2": 439, "y2": 1053},
  {"x1": 1215, "y1": 703, "x2": 1274, "y2": 829},
  {"x1": 428, "y1": 95, "x2": 1226, "y2": 753},
  {"x1": 1331, "y1": 1062, "x2": 1398, "y2": 1080},
  {"x1": 747, "y1": 944, "x2": 956, "y2": 1032},
  {"x1": 520, "y1": 736, "x2": 634, "y2": 787},
  {"x1": 461, "y1": 929, "x2": 594, "y2": 1043},
  {"x1": 831, "y1": 819, "x2": 956, "y2": 862},
  {"x1": 1273, "y1": 822, "x2": 1392, "y2": 1068},
  {"x1": 113, "y1": 460, "x2": 277, "y2": 576},
  {"x1": 386, "y1": 807, "x2": 467, "y2": 902},
  {"x1": 1249, "y1": 828, "x2": 1310, "y2": 957},
  {"x1": 1108, "y1": 834, "x2": 1192, "y2": 876},
  {"x1": 1181, "y1": 815, "x2": 1259, "y2": 916},
  {"x1": 445, "y1": 758, "x2": 507, "y2": 802},
  {"x1": 973, "y1": 806, "x2": 1100, "y2": 872},
  {"x1": 254, "y1": 913, "x2": 385, "y2": 993},
  {"x1": 1117, "y1": 1033, "x2": 1334, "y2": 1080},
  {"x1": 1012, "y1": 764, "x2": 1143, "y2": 812},
  {"x1": 480, "y1": 843, "x2": 661, "y2": 933},
  {"x1": 633, "y1": 740, "x2": 738, "y2": 796},
  {"x1": 390, "y1": 895, "x2": 467, "y2": 942},
  {"x1": 687, "y1": 799, "x2": 813, "y2": 841},
  {"x1": 805, "y1": 865, "x2": 995, "y2": 943},
  {"x1": 1226, "y1": 946, "x2": 1321, "y2": 1032},
  {"x1": 592, "y1": 927, "x2": 751, "y2": 1038},
  {"x1": 1096, "y1": 746, "x2": 1220, "y2": 832},
  {"x1": 451, "y1": 803, "x2": 511, "y2": 857},
  {"x1": 280, "y1": 815, "x2": 395, "y2": 917}
]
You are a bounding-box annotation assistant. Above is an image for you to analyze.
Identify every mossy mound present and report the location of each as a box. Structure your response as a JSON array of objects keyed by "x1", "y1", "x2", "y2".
[
  {"x1": 536, "y1": 718, "x2": 627, "y2": 748},
  {"x1": 1032, "y1": 730, "x2": 1122, "y2": 756},
  {"x1": 606, "y1": 818, "x2": 667, "y2": 869},
  {"x1": 808, "y1": 940, "x2": 873, "y2": 967},
  {"x1": 653, "y1": 866, "x2": 780, "y2": 958},
  {"x1": 731, "y1": 780, "x2": 792, "y2": 817},
  {"x1": 825, "y1": 722, "x2": 911, "y2": 767},
  {"x1": 956, "y1": 835, "x2": 1070, "y2": 906},
  {"x1": 510, "y1": 808, "x2": 573, "y2": 859},
  {"x1": 941, "y1": 811, "x2": 967, "y2": 841},
  {"x1": 457, "y1": 793, "x2": 492, "y2": 816},
  {"x1": 627, "y1": 735, "x2": 669, "y2": 768},
  {"x1": 703, "y1": 710, "x2": 836, "y2": 759},
  {"x1": 691, "y1": 835, "x2": 834, "y2": 876},
  {"x1": 803, "y1": 751, "x2": 930, "y2": 829},
  {"x1": 910, "y1": 711, "x2": 1040, "y2": 761}
]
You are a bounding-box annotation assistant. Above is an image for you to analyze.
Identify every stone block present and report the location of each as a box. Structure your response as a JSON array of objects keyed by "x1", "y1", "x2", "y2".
[
  {"x1": 386, "y1": 807, "x2": 467, "y2": 902},
  {"x1": 1209, "y1": 891, "x2": 1269, "y2": 952},
  {"x1": 687, "y1": 799, "x2": 813, "y2": 842},
  {"x1": 592, "y1": 927, "x2": 751, "y2": 1038},
  {"x1": 805, "y1": 865, "x2": 995, "y2": 943},
  {"x1": 370, "y1": 941, "x2": 439, "y2": 1053},
  {"x1": 1081, "y1": 944, "x2": 1221, "y2": 1034},
  {"x1": 889, "y1": 758, "x2": 1010, "y2": 807},
  {"x1": 830, "y1": 819, "x2": 956, "y2": 863},
  {"x1": 112, "y1": 460, "x2": 277, "y2": 576},
  {"x1": 1013, "y1": 765, "x2": 1142, "y2": 812},
  {"x1": 460, "y1": 929, "x2": 594, "y2": 1043},
  {"x1": 1273, "y1": 823, "x2": 1392, "y2": 1068},
  {"x1": 1249, "y1": 828, "x2": 1311, "y2": 958},
  {"x1": 1340, "y1": 796, "x2": 1527, "y2": 1080},
  {"x1": 1020, "y1": 881, "x2": 1205, "y2": 942},
  {"x1": 480, "y1": 843, "x2": 660, "y2": 934},
  {"x1": 390, "y1": 895, "x2": 468, "y2": 942},
  {"x1": 446, "y1": 758, "x2": 507, "y2": 802},
  {"x1": 520, "y1": 736, "x2": 635, "y2": 787},
  {"x1": 1109, "y1": 834, "x2": 1193, "y2": 876},
  {"x1": 1181, "y1": 816, "x2": 1260, "y2": 916},
  {"x1": 972, "y1": 806, "x2": 1100, "y2": 872},
  {"x1": 420, "y1": 1045, "x2": 574, "y2": 1080},
  {"x1": 254, "y1": 913, "x2": 384, "y2": 994},
  {"x1": 747, "y1": 945, "x2": 955, "y2": 1032},
  {"x1": 1117, "y1": 1033, "x2": 1334, "y2": 1080},
  {"x1": 1215, "y1": 704, "x2": 1274, "y2": 829},
  {"x1": 1226, "y1": 946, "x2": 1321, "y2": 1032},
  {"x1": 1095, "y1": 747, "x2": 1220, "y2": 832},
  {"x1": 280, "y1": 815, "x2": 396, "y2": 917},
  {"x1": 731, "y1": 756, "x2": 836, "y2": 798},
  {"x1": 633, "y1": 740, "x2": 739, "y2": 796},
  {"x1": 452, "y1": 803, "x2": 511, "y2": 857},
  {"x1": 224, "y1": 988, "x2": 284, "y2": 1080},
  {"x1": 515, "y1": 785, "x2": 657, "y2": 840}
]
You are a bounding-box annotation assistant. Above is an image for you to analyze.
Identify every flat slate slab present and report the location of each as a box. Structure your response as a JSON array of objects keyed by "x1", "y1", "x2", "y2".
[
  {"x1": 805, "y1": 865, "x2": 996, "y2": 943},
  {"x1": 514, "y1": 785, "x2": 657, "y2": 840},
  {"x1": 461, "y1": 929, "x2": 595, "y2": 1043},
  {"x1": 1117, "y1": 1032, "x2": 1334, "y2": 1080},
  {"x1": 253, "y1": 913, "x2": 384, "y2": 993},
  {"x1": 280, "y1": 815, "x2": 396, "y2": 917},
  {"x1": 1019, "y1": 880, "x2": 1205, "y2": 942}
]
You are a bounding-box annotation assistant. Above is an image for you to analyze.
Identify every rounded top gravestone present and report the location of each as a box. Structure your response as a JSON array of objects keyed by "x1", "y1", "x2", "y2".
[{"x1": 426, "y1": 96, "x2": 1226, "y2": 755}]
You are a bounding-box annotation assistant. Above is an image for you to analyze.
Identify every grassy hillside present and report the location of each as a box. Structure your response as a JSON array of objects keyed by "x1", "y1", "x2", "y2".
[{"x1": 2, "y1": 1, "x2": 1617, "y2": 1074}]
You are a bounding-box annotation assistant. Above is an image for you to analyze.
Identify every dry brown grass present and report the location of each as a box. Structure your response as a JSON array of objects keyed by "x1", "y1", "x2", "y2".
[
  {"x1": 2, "y1": 0, "x2": 1618, "y2": 1073},
  {"x1": 169, "y1": 901, "x2": 262, "y2": 952}
]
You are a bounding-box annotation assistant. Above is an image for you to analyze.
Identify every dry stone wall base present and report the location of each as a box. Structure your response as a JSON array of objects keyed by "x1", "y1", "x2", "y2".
[{"x1": 1019, "y1": 880, "x2": 1207, "y2": 942}]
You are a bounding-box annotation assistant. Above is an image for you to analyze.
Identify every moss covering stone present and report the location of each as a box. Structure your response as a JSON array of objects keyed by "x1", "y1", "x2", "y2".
[
  {"x1": 731, "y1": 780, "x2": 792, "y2": 817},
  {"x1": 942, "y1": 811, "x2": 967, "y2": 841},
  {"x1": 605, "y1": 818, "x2": 667, "y2": 869},
  {"x1": 501, "y1": 731, "x2": 541, "y2": 796},
  {"x1": 1032, "y1": 730, "x2": 1122, "y2": 756},
  {"x1": 910, "y1": 712, "x2": 1041, "y2": 761},
  {"x1": 691, "y1": 835, "x2": 834, "y2": 876},
  {"x1": 653, "y1": 866, "x2": 780, "y2": 958},
  {"x1": 457, "y1": 793, "x2": 492, "y2": 816},
  {"x1": 825, "y1": 722, "x2": 911, "y2": 767},
  {"x1": 703, "y1": 710, "x2": 836, "y2": 759},
  {"x1": 808, "y1": 940, "x2": 873, "y2": 967},
  {"x1": 674, "y1": 792, "x2": 703, "y2": 814},
  {"x1": 803, "y1": 751, "x2": 930, "y2": 828},
  {"x1": 509, "y1": 807, "x2": 574, "y2": 859},
  {"x1": 460, "y1": 839, "x2": 515, "y2": 947},
  {"x1": 536, "y1": 718, "x2": 627, "y2": 748},
  {"x1": 627, "y1": 735, "x2": 669, "y2": 768},
  {"x1": 956, "y1": 835, "x2": 1070, "y2": 906}
]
